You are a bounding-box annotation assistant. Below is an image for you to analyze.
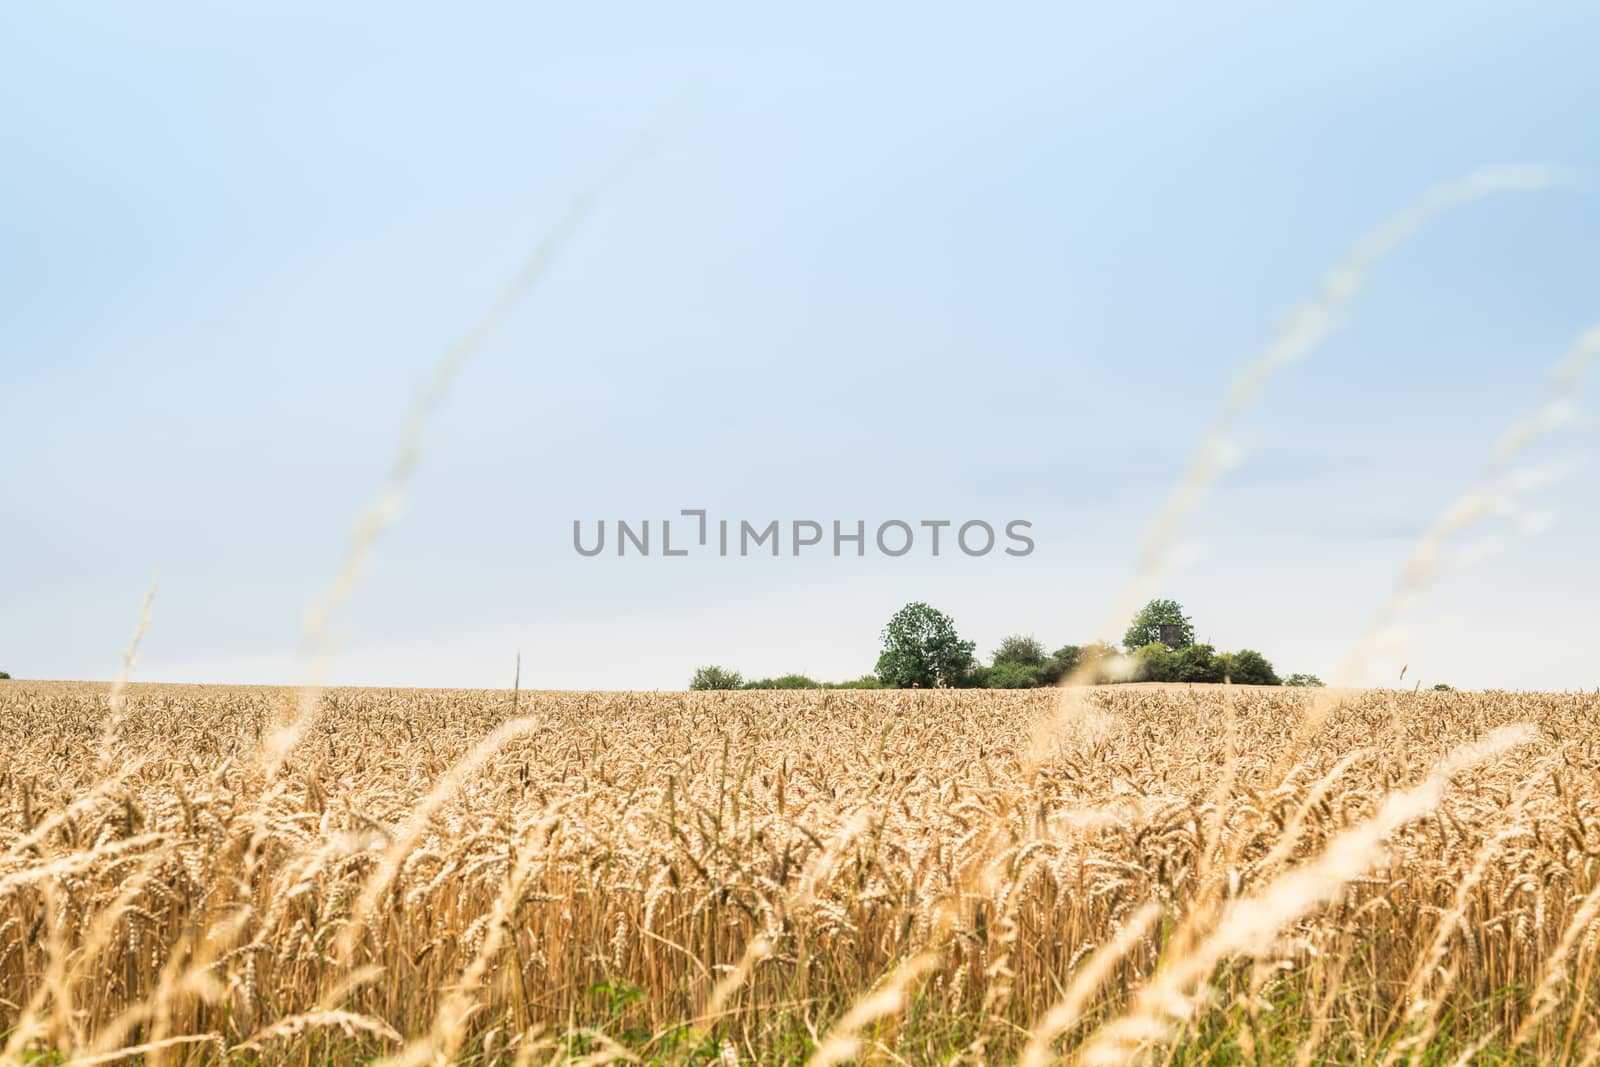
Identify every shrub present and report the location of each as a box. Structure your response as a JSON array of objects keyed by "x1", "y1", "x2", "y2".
[
  {"x1": 743, "y1": 674, "x2": 819, "y2": 690},
  {"x1": 1132, "y1": 642, "x2": 1177, "y2": 682},
  {"x1": 1285, "y1": 673, "x2": 1326, "y2": 687},
  {"x1": 993, "y1": 635, "x2": 1048, "y2": 668},
  {"x1": 987, "y1": 635, "x2": 1052, "y2": 688},
  {"x1": 1040, "y1": 645, "x2": 1080, "y2": 684},
  {"x1": 1074, "y1": 642, "x2": 1125, "y2": 684},
  {"x1": 690, "y1": 665, "x2": 744, "y2": 691},
  {"x1": 825, "y1": 675, "x2": 883, "y2": 690},
  {"x1": 1219, "y1": 649, "x2": 1281, "y2": 686},
  {"x1": 988, "y1": 660, "x2": 1046, "y2": 689},
  {"x1": 1172, "y1": 643, "x2": 1224, "y2": 684}
]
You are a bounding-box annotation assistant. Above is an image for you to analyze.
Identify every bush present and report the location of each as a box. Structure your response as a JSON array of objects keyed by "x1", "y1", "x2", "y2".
[
  {"x1": 1039, "y1": 645, "x2": 1079, "y2": 684},
  {"x1": 1131, "y1": 642, "x2": 1223, "y2": 684},
  {"x1": 824, "y1": 675, "x2": 883, "y2": 690},
  {"x1": 690, "y1": 665, "x2": 744, "y2": 691},
  {"x1": 743, "y1": 674, "x2": 819, "y2": 690},
  {"x1": 993, "y1": 635, "x2": 1048, "y2": 668},
  {"x1": 1132, "y1": 642, "x2": 1176, "y2": 682},
  {"x1": 986, "y1": 635, "x2": 1053, "y2": 687},
  {"x1": 1172, "y1": 643, "x2": 1224, "y2": 684},
  {"x1": 1285, "y1": 673, "x2": 1325, "y2": 687},
  {"x1": 1073, "y1": 642, "x2": 1124, "y2": 684},
  {"x1": 1433, "y1": 683, "x2": 1454, "y2": 691},
  {"x1": 1219, "y1": 649, "x2": 1281, "y2": 686},
  {"x1": 988, "y1": 660, "x2": 1046, "y2": 689}
]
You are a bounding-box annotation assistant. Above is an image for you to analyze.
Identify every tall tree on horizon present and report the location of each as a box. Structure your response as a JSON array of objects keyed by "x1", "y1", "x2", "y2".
[
  {"x1": 875, "y1": 602, "x2": 977, "y2": 688},
  {"x1": 1123, "y1": 598, "x2": 1195, "y2": 651}
]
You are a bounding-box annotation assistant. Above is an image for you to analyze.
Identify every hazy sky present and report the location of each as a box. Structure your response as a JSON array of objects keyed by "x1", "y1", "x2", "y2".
[{"x1": 5, "y1": 3, "x2": 1599, "y2": 690}]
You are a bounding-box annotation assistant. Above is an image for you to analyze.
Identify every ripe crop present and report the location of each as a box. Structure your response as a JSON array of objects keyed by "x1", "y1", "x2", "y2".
[{"x1": 1, "y1": 680, "x2": 1596, "y2": 1064}]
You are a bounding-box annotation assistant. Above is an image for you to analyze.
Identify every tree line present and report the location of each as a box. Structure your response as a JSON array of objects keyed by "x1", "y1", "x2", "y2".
[{"x1": 690, "y1": 598, "x2": 1326, "y2": 690}]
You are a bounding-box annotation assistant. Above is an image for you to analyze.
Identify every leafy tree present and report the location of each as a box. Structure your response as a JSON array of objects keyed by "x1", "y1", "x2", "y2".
[
  {"x1": 1218, "y1": 649, "x2": 1280, "y2": 686},
  {"x1": 987, "y1": 635, "x2": 1049, "y2": 688},
  {"x1": 988, "y1": 660, "x2": 1045, "y2": 689},
  {"x1": 1285, "y1": 673, "x2": 1325, "y2": 687},
  {"x1": 1123, "y1": 598, "x2": 1195, "y2": 651},
  {"x1": 1130, "y1": 642, "x2": 1223, "y2": 684},
  {"x1": 1432, "y1": 683, "x2": 1454, "y2": 691},
  {"x1": 993, "y1": 635, "x2": 1048, "y2": 668},
  {"x1": 690, "y1": 665, "x2": 744, "y2": 690},
  {"x1": 743, "y1": 674, "x2": 819, "y2": 690},
  {"x1": 874, "y1": 602, "x2": 977, "y2": 688},
  {"x1": 1038, "y1": 642, "x2": 1122, "y2": 684},
  {"x1": 1172, "y1": 643, "x2": 1224, "y2": 683},
  {"x1": 1132, "y1": 642, "x2": 1176, "y2": 682},
  {"x1": 1040, "y1": 645, "x2": 1080, "y2": 685},
  {"x1": 0, "y1": 671, "x2": 9, "y2": 680}
]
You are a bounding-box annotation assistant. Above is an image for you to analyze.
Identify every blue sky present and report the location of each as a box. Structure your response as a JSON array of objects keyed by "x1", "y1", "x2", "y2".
[{"x1": 4, "y1": 2, "x2": 1598, "y2": 690}]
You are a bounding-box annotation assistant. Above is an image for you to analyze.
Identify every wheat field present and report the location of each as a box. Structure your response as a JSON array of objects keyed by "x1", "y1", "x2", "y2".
[{"x1": 1, "y1": 680, "x2": 1598, "y2": 1065}]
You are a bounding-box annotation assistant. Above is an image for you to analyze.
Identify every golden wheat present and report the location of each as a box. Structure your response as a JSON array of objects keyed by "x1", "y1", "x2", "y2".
[{"x1": 1, "y1": 681, "x2": 1597, "y2": 1064}]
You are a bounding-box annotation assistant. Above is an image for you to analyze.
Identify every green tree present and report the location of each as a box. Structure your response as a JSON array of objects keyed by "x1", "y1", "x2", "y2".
[
  {"x1": 1132, "y1": 642, "x2": 1176, "y2": 682},
  {"x1": 874, "y1": 602, "x2": 977, "y2": 688},
  {"x1": 1040, "y1": 645, "x2": 1080, "y2": 684},
  {"x1": 1285, "y1": 673, "x2": 1325, "y2": 687},
  {"x1": 1218, "y1": 649, "x2": 1281, "y2": 686},
  {"x1": 1123, "y1": 598, "x2": 1195, "y2": 651},
  {"x1": 1049, "y1": 643, "x2": 1126, "y2": 684},
  {"x1": 0, "y1": 671, "x2": 9, "y2": 680},
  {"x1": 988, "y1": 660, "x2": 1044, "y2": 689},
  {"x1": 1172, "y1": 643, "x2": 1224, "y2": 683},
  {"x1": 989, "y1": 635, "x2": 1049, "y2": 688},
  {"x1": 1432, "y1": 683, "x2": 1454, "y2": 691},
  {"x1": 690, "y1": 665, "x2": 744, "y2": 690},
  {"x1": 993, "y1": 635, "x2": 1047, "y2": 668}
]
